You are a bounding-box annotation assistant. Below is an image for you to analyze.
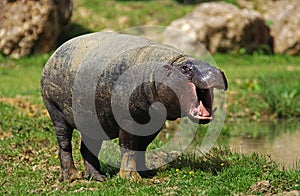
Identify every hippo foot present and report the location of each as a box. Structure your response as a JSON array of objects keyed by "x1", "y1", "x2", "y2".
[
  {"x1": 118, "y1": 169, "x2": 142, "y2": 181},
  {"x1": 85, "y1": 170, "x2": 107, "y2": 181},
  {"x1": 59, "y1": 167, "x2": 83, "y2": 182},
  {"x1": 84, "y1": 162, "x2": 107, "y2": 181},
  {"x1": 85, "y1": 173, "x2": 107, "y2": 181},
  {"x1": 119, "y1": 151, "x2": 143, "y2": 180}
]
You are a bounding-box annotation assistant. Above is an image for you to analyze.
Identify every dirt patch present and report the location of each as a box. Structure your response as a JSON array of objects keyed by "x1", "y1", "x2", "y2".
[
  {"x1": 0, "y1": 96, "x2": 48, "y2": 117},
  {"x1": 249, "y1": 180, "x2": 272, "y2": 194},
  {"x1": 248, "y1": 180, "x2": 300, "y2": 196},
  {"x1": 0, "y1": 130, "x2": 13, "y2": 140}
]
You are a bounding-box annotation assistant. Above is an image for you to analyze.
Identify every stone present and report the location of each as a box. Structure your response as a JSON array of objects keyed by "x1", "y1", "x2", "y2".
[
  {"x1": 262, "y1": 0, "x2": 300, "y2": 55},
  {"x1": 237, "y1": 0, "x2": 276, "y2": 12},
  {"x1": 163, "y1": 2, "x2": 272, "y2": 55},
  {"x1": 0, "y1": 0, "x2": 73, "y2": 59},
  {"x1": 238, "y1": 0, "x2": 300, "y2": 55}
]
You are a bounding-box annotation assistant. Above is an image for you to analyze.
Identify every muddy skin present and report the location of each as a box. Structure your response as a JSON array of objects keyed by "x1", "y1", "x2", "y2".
[{"x1": 40, "y1": 32, "x2": 228, "y2": 181}]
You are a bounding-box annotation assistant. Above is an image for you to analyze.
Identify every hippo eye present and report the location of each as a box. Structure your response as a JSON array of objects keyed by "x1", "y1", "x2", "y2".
[
  {"x1": 181, "y1": 65, "x2": 189, "y2": 74},
  {"x1": 180, "y1": 64, "x2": 193, "y2": 81}
]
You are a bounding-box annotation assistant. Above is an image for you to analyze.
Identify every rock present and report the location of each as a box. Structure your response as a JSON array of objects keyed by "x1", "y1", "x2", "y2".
[
  {"x1": 0, "y1": 0, "x2": 73, "y2": 59},
  {"x1": 238, "y1": 0, "x2": 300, "y2": 55},
  {"x1": 263, "y1": 0, "x2": 300, "y2": 55},
  {"x1": 237, "y1": 0, "x2": 276, "y2": 12},
  {"x1": 163, "y1": 2, "x2": 272, "y2": 55}
]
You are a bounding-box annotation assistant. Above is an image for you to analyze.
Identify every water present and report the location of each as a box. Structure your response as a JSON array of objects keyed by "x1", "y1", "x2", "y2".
[{"x1": 224, "y1": 120, "x2": 300, "y2": 168}]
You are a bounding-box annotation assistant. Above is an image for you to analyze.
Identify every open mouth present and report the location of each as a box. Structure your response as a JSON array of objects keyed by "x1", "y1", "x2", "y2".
[{"x1": 188, "y1": 83, "x2": 216, "y2": 124}]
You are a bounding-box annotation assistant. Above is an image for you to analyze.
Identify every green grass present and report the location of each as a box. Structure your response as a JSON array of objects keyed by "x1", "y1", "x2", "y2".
[
  {"x1": 67, "y1": 0, "x2": 193, "y2": 35},
  {"x1": 1, "y1": 0, "x2": 300, "y2": 195},
  {"x1": 0, "y1": 53, "x2": 49, "y2": 104},
  {"x1": 258, "y1": 73, "x2": 300, "y2": 118}
]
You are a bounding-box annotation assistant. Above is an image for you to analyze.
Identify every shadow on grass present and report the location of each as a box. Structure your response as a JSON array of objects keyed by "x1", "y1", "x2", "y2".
[
  {"x1": 57, "y1": 22, "x2": 92, "y2": 48},
  {"x1": 165, "y1": 148, "x2": 230, "y2": 175},
  {"x1": 98, "y1": 147, "x2": 230, "y2": 178}
]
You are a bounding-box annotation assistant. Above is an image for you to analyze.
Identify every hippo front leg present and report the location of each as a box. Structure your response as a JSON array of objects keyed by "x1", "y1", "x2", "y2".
[
  {"x1": 118, "y1": 129, "x2": 141, "y2": 180},
  {"x1": 118, "y1": 129, "x2": 159, "y2": 180}
]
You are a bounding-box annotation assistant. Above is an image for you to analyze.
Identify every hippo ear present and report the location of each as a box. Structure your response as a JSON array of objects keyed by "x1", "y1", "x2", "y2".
[
  {"x1": 163, "y1": 64, "x2": 172, "y2": 71},
  {"x1": 163, "y1": 64, "x2": 173, "y2": 76}
]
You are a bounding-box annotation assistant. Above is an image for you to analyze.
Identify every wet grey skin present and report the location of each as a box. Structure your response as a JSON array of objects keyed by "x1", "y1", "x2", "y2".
[{"x1": 40, "y1": 32, "x2": 228, "y2": 182}]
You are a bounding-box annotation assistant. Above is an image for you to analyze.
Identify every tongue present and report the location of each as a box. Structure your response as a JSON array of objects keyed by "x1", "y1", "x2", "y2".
[
  {"x1": 199, "y1": 101, "x2": 210, "y2": 117},
  {"x1": 191, "y1": 101, "x2": 211, "y2": 118}
]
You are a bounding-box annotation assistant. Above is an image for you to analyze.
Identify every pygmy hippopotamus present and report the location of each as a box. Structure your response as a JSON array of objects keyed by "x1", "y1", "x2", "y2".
[{"x1": 40, "y1": 32, "x2": 228, "y2": 181}]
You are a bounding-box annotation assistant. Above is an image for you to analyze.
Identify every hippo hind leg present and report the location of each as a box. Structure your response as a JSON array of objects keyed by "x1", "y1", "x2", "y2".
[
  {"x1": 44, "y1": 99, "x2": 82, "y2": 182},
  {"x1": 80, "y1": 135, "x2": 107, "y2": 181}
]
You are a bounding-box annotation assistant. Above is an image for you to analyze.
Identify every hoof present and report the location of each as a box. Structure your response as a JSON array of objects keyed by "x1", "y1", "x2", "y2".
[
  {"x1": 84, "y1": 163, "x2": 107, "y2": 181},
  {"x1": 59, "y1": 168, "x2": 83, "y2": 182},
  {"x1": 118, "y1": 169, "x2": 142, "y2": 181},
  {"x1": 85, "y1": 172, "x2": 107, "y2": 182}
]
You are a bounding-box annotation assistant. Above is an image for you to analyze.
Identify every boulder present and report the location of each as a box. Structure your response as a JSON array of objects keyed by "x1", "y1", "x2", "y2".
[
  {"x1": 163, "y1": 2, "x2": 272, "y2": 55},
  {"x1": 238, "y1": 0, "x2": 300, "y2": 55},
  {"x1": 0, "y1": 0, "x2": 73, "y2": 59},
  {"x1": 237, "y1": 0, "x2": 277, "y2": 12},
  {"x1": 264, "y1": 0, "x2": 300, "y2": 55}
]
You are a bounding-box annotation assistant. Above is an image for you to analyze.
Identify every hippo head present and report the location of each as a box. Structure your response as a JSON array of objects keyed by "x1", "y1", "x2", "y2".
[{"x1": 164, "y1": 59, "x2": 228, "y2": 124}]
